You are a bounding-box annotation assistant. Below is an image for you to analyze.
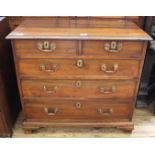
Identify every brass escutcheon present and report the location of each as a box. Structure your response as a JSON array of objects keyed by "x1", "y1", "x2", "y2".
[
  {"x1": 75, "y1": 102, "x2": 81, "y2": 109},
  {"x1": 76, "y1": 59, "x2": 84, "y2": 68},
  {"x1": 43, "y1": 41, "x2": 50, "y2": 49},
  {"x1": 75, "y1": 81, "x2": 82, "y2": 88}
]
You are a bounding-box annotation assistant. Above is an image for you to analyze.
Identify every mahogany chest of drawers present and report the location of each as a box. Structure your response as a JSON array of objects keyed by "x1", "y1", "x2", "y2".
[{"x1": 7, "y1": 18, "x2": 151, "y2": 133}]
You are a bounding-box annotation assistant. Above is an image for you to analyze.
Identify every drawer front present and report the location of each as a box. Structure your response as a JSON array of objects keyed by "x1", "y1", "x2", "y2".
[
  {"x1": 18, "y1": 59, "x2": 140, "y2": 79},
  {"x1": 14, "y1": 40, "x2": 78, "y2": 58},
  {"x1": 24, "y1": 99, "x2": 132, "y2": 121},
  {"x1": 82, "y1": 41, "x2": 143, "y2": 59},
  {"x1": 21, "y1": 80, "x2": 136, "y2": 99},
  {"x1": 14, "y1": 40, "x2": 143, "y2": 59}
]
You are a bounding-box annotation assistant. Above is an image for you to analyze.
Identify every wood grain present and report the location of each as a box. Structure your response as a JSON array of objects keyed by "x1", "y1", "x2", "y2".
[
  {"x1": 21, "y1": 79, "x2": 136, "y2": 99},
  {"x1": 6, "y1": 22, "x2": 152, "y2": 40},
  {"x1": 14, "y1": 40, "x2": 144, "y2": 59},
  {"x1": 12, "y1": 108, "x2": 154, "y2": 137},
  {"x1": 24, "y1": 98, "x2": 132, "y2": 121},
  {"x1": 17, "y1": 59, "x2": 140, "y2": 80}
]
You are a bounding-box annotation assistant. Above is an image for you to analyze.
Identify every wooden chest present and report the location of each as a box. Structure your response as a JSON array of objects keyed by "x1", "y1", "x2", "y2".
[{"x1": 6, "y1": 18, "x2": 152, "y2": 133}]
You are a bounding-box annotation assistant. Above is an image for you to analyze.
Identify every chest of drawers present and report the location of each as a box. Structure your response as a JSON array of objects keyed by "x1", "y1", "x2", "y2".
[{"x1": 7, "y1": 19, "x2": 151, "y2": 133}]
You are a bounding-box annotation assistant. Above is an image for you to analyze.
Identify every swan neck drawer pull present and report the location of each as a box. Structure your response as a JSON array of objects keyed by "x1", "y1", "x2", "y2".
[
  {"x1": 105, "y1": 41, "x2": 122, "y2": 52},
  {"x1": 99, "y1": 86, "x2": 116, "y2": 94},
  {"x1": 44, "y1": 107, "x2": 59, "y2": 116},
  {"x1": 101, "y1": 64, "x2": 118, "y2": 73},
  {"x1": 98, "y1": 108, "x2": 113, "y2": 116},
  {"x1": 40, "y1": 64, "x2": 58, "y2": 72},
  {"x1": 43, "y1": 85, "x2": 59, "y2": 94},
  {"x1": 37, "y1": 41, "x2": 56, "y2": 52}
]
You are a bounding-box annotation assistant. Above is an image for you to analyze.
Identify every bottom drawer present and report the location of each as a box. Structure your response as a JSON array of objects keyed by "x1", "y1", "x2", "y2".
[{"x1": 24, "y1": 99, "x2": 133, "y2": 122}]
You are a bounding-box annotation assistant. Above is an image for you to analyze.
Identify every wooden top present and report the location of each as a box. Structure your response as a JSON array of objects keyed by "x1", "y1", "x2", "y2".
[{"x1": 6, "y1": 21, "x2": 152, "y2": 41}]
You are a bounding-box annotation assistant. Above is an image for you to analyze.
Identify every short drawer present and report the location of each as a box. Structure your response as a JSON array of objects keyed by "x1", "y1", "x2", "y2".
[
  {"x1": 14, "y1": 40, "x2": 78, "y2": 58},
  {"x1": 21, "y1": 79, "x2": 136, "y2": 99},
  {"x1": 82, "y1": 41, "x2": 144, "y2": 59},
  {"x1": 18, "y1": 59, "x2": 140, "y2": 79},
  {"x1": 24, "y1": 99, "x2": 132, "y2": 121},
  {"x1": 14, "y1": 40, "x2": 144, "y2": 59}
]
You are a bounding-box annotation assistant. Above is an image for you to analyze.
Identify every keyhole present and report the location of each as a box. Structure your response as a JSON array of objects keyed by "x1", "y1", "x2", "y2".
[
  {"x1": 75, "y1": 81, "x2": 82, "y2": 88},
  {"x1": 76, "y1": 59, "x2": 83, "y2": 67},
  {"x1": 75, "y1": 102, "x2": 81, "y2": 109},
  {"x1": 110, "y1": 41, "x2": 117, "y2": 49},
  {"x1": 44, "y1": 41, "x2": 49, "y2": 49}
]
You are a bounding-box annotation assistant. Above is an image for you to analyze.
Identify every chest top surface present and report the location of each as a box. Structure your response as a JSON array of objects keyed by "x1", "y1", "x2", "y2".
[{"x1": 6, "y1": 21, "x2": 152, "y2": 41}]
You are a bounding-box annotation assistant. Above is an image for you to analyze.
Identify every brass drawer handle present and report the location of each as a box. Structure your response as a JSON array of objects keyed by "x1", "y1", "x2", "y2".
[
  {"x1": 43, "y1": 85, "x2": 59, "y2": 94},
  {"x1": 105, "y1": 41, "x2": 122, "y2": 52},
  {"x1": 101, "y1": 64, "x2": 118, "y2": 73},
  {"x1": 37, "y1": 41, "x2": 56, "y2": 52},
  {"x1": 99, "y1": 86, "x2": 116, "y2": 94},
  {"x1": 76, "y1": 59, "x2": 84, "y2": 68},
  {"x1": 75, "y1": 102, "x2": 81, "y2": 109},
  {"x1": 40, "y1": 64, "x2": 58, "y2": 72},
  {"x1": 97, "y1": 108, "x2": 113, "y2": 116},
  {"x1": 44, "y1": 107, "x2": 58, "y2": 116}
]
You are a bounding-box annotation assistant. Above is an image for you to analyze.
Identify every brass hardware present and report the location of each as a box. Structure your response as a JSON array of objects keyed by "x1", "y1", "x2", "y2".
[
  {"x1": 75, "y1": 102, "x2": 81, "y2": 109},
  {"x1": 105, "y1": 41, "x2": 122, "y2": 52},
  {"x1": 101, "y1": 64, "x2": 118, "y2": 73},
  {"x1": 44, "y1": 107, "x2": 58, "y2": 116},
  {"x1": 111, "y1": 41, "x2": 117, "y2": 49},
  {"x1": 97, "y1": 108, "x2": 113, "y2": 115},
  {"x1": 99, "y1": 86, "x2": 116, "y2": 94},
  {"x1": 40, "y1": 64, "x2": 58, "y2": 72},
  {"x1": 76, "y1": 59, "x2": 84, "y2": 68},
  {"x1": 43, "y1": 85, "x2": 59, "y2": 94},
  {"x1": 37, "y1": 41, "x2": 56, "y2": 52},
  {"x1": 75, "y1": 81, "x2": 82, "y2": 88}
]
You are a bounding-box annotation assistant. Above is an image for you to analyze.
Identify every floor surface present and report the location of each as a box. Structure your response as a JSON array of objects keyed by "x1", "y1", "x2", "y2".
[{"x1": 12, "y1": 105, "x2": 155, "y2": 138}]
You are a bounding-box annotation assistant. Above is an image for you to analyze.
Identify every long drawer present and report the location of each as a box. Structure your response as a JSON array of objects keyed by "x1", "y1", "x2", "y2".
[
  {"x1": 21, "y1": 79, "x2": 136, "y2": 99},
  {"x1": 18, "y1": 59, "x2": 140, "y2": 79},
  {"x1": 24, "y1": 99, "x2": 132, "y2": 121},
  {"x1": 14, "y1": 40, "x2": 143, "y2": 59}
]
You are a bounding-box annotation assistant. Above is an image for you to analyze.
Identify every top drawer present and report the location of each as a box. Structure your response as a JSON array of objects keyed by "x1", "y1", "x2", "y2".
[
  {"x1": 82, "y1": 40, "x2": 144, "y2": 59},
  {"x1": 13, "y1": 40, "x2": 144, "y2": 59},
  {"x1": 14, "y1": 40, "x2": 78, "y2": 58}
]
